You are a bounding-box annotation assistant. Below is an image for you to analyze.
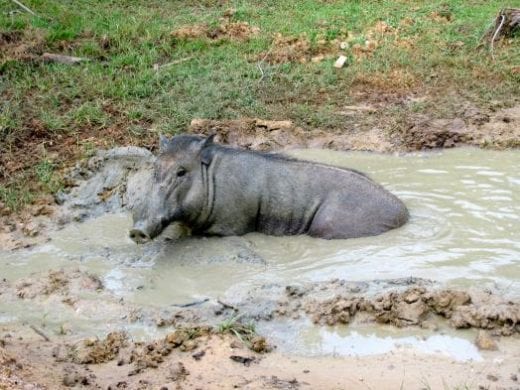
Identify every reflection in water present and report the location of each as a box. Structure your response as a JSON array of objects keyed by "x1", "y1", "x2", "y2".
[
  {"x1": 0, "y1": 147, "x2": 519, "y2": 353},
  {"x1": 260, "y1": 320, "x2": 483, "y2": 361}
]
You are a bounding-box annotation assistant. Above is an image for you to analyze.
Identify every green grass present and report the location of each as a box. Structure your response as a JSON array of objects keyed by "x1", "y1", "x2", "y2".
[
  {"x1": 1, "y1": 0, "x2": 519, "y2": 211},
  {"x1": 217, "y1": 312, "x2": 258, "y2": 348}
]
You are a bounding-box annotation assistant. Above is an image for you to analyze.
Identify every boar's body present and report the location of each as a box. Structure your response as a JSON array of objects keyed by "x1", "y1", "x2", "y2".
[{"x1": 130, "y1": 135, "x2": 408, "y2": 242}]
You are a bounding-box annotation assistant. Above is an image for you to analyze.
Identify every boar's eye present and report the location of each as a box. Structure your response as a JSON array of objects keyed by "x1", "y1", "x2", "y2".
[{"x1": 176, "y1": 167, "x2": 187, "y2": 177}]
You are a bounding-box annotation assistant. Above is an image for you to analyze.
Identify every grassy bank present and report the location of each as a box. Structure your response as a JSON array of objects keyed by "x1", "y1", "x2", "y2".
[{"x1": 1, "y1": 0, "x2": 519, "y2": 211}]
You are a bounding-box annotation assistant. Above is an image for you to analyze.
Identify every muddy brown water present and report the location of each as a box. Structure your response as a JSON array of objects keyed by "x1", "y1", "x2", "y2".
[{"x1": 1, "y1": 147, "x2": 519, "y2": 361}]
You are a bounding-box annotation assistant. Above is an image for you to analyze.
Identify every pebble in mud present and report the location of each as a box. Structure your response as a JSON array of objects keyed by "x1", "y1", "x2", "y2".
[{"x1": 475, "y1": 331, "x2": 498, "y2": 351}]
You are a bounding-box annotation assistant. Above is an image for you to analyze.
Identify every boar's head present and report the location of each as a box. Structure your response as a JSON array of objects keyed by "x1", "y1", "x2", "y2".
[{"x1": 129, "y1": 134, "x2": 215, "y2": 243}]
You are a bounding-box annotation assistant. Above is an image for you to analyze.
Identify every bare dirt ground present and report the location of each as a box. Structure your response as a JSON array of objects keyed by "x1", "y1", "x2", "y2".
[{"x1": 1, "y1": 329, "x2": 519, "y2": 390}]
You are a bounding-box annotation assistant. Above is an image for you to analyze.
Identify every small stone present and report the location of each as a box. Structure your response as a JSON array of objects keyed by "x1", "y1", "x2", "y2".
[
  {"x1": 404, "y1": 292, "x2": 420, "y2": 304},
  {"x1": 192, "y1": 350, "x2": 205, "y2": 361},
  {"x1": 250, "y1": 336, "x2": 270, "y2": 353},
  {"x1": 180, "y1": 339, "x2": 198, "y2": 352},
  {"x1": 166, "y1": 330, "x2": 189, "y2": 347},
  {"x1": 333, "y1": 55, "x2": 347, "y2": 68},
  {"x1": 475, "y1": 331, "x2": 498, "y2": 351},
  {"x1": 486, "y1": 373, "x2": 499, "y2": 382},
  {"x1": 510, "y1": 374, "x2": 518, "y2": 381}
]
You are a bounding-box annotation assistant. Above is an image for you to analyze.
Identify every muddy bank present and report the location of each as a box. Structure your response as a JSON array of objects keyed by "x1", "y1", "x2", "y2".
[
  {"x1": 276, "y1": 280, "x2": 520, "y2": 336},
  {"x1": 1, "y1": 268, "x2": 518, "y2": 340},
  {"x1": 0, "y1": 146, "x2": 155, "y2": 250},
  {"x1": 188, "y1": 105, "x2": 520, "y2": 152},
  {"x1": 2, "y1": 330, "x2": 519, "y2": 390}
]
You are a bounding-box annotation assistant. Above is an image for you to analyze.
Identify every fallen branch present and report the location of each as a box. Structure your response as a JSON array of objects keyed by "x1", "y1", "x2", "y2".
[
  {"x1": 42, "y1": 53, "x2": 89, "y2": 65},
  {"x1": 29, "y1": 325, "x2": 51, "y2": 342}
]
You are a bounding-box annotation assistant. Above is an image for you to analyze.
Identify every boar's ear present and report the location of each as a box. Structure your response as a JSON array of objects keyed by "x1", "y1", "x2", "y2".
[
  {"x1": 201, "y1": 134, "x2": 216, "y2": 148},
  {"x1": 199, "y1": 134, "x2": 216, "y2": 165},
  {"x1": 159, "y1": 134, "x2": 170, "y2": 153}
]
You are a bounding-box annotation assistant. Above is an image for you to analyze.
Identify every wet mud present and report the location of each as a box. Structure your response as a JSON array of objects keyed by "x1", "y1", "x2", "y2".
[
  {"x1": 276, "y1": 280, "x2": 520, "y2": 336},
  {"x1": 1, "y1": 145, "x2": 519, "y2": 388}
]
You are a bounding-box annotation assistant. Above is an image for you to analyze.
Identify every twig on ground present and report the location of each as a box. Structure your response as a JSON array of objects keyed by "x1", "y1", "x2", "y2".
[
  {"x1": 42, "y1": 53, "x2": 89, "y2": 65},
  {"x1": 29, "y1": 325, "x2": 51, "y2": 342},
  {"x1": 217, "y1": 299, "x2": 238, "y2": 311},
  {"x1": 481, "y1": 8, "x2": 520, "y2": 59},
  {"x1": 256, "y1": 45, "x2": 274, "y2": 82},
  {"x1": 153, "y1": 56, "x2": 195, "y2": 71},
  {"x1": 490, "y1": 14, "x2": 506, "y2": 61},
  {"x1": 172, "y1": 298, "x2": 210, "y2": 308},
  {"x1": 11, "y1": 0, "x2": 37, "y2": 17}
]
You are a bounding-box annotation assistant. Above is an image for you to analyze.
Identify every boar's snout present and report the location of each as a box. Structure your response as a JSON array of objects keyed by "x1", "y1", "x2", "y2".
[{"x1": 129, "y1": 228, "x2": 151, "y2": 244}]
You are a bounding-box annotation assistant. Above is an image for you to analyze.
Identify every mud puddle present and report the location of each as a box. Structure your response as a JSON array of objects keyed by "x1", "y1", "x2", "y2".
[
  {"x1": 0, "y1": 147, "x2": 518, "y2": 361},
  {"x1": 259, "y1": 319, "x2": 484, "y2": 361}
]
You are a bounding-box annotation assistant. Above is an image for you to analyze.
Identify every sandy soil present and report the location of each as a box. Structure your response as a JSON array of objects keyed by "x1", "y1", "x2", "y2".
[{"x1": 1, "y1": 328, "x2": 519, "y2": 390}]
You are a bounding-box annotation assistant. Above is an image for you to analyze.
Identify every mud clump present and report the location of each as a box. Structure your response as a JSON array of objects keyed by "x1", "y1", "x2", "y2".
[
  {"x1": 66, "y1": 327, "x2": 212, "y2": 377},
  {"x1": 402, "y1": 106, "x2": 520, "y2": 150},
  {"x1": 189, "y1": 118, "x2": 307, "y2": 151},
  {"x1": 171, "y1": 21, "x2": 259, "y2": 42},
  {"x1": 449, "y1": 302, "x2": 520, "y2": 335},
  {"x1": 276, "y1": 284, "x2": 519, "y2": 336},
  {"x1": 71, "y1": 331, "x2": 128, "y2": 364},
  {"x1": 128, "y1": 327, "x2": 211, "y2": 375},
  {"x1": 258, "y1": 33, "x2": 339, "y2": 64},
  {"x1": 475, "y1": 330, "x2": 498, "y2": 351},
  {"x1": 0, "y1": 29, "x2": 46, "y2": 64},
  {"x1": 403, "y1": 118, "x2": 472, "y2": 149},
  {"x1": 250, "y1": 336, "x2": 271, "y2": 353}
]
